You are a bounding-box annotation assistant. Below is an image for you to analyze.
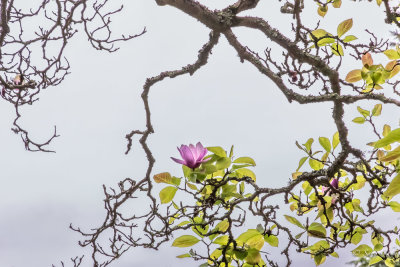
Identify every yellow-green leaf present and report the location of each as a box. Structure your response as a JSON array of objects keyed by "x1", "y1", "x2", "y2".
[
  {"x1": 233, "y1": 157, "x2": 256, "y2": 166},
  {"x1": 374, "y1": 128, "x2": 400, "y2": 148},
  {"x1": 319, "y1": 137, "x2": 331, "y2": 152},
  {"x1": 389, "y1": 201, "x2": 400, "y2": 212},
  {"x1": 187, "y1": 183, "x2": 198, "y2": 190},
  {"x1": 307, "y1": 222, "x2": 326, "y2": 238},
  {"x1": 351, "y1": 244, "x2": 373, "y2": 257},
  {"x1": 357, "y1": 106, "x2": 370, "y2": 117},
  {"x1": 384, "y1": 49, "x2": 400, "y2": 60},
  {"x1": 207, "y1": 146, "x2": 226, "y2": 157},
  {"x1": 383, "y1": 173, "x2": 400, "y2": 199},
  {"x1": 372, "y1": 104, "x2": 382, "y2": 116},
  {"x1": 177, "y1": 253, "x2": 191, "y2": 258},
  {"x1": 352, "y1": 117, "x2": 365, "y2": 124},
  {"x1": 159, "y1": 186, "x2": 178, "y2": 204},
  {"x1": 331, "y1": 252, "x2": 339, "y2": 258},
  {"x1": 245, "y1": 248, "x2": 261, "y2": 264},
  {"x1": 332, "y1": 132, "x2": 340, "y2": 149},
  {"x1": 369, "y1": 256, "x2": 383, "y2": 265},
  {"x1": 284, "y1": 215, "x2": 304, "y2": 229},
  {"x1": 296, "y1": 156, "x2": 308, "y2": 171},
  {"x1": 172, "y1": 235, "x2": 200, "y2": 247},
  {"x1": 345, "y1": 69, "x2": 362, "y2": 83},
  {"x1": 213, "y1": 235, "x2": 229, "y2": 245},
  {"x1": 380, "y1": 146, "x2": 400, "y2": 162},
  {"x1": 264, "y1": 234, "x2": 279, "y2": 247},
  {"x1": 337, "y1": 18, "x2": 353, "y2": 37},
  {"x1": 331, "y1": 43, "x2": 344, "y2": 56},
  {"x1": 376, "y1": 0, "x2": 382, "y2": 6},
  {"x1": 343, "y1": 35, "x2": 357, "y2": 42},
  {"x1": 236, "y1": 168, "x2": 256, "y2": 181},
  {"x1": 309, "y1": 159, "x2": 324, "y2": 170}
]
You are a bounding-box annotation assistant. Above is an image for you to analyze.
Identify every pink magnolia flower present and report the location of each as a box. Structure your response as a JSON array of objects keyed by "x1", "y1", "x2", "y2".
[
  {"x1": 322, "y1": 178, "x2": 339, "y2": 203},
  {"x1": 171, "y1": 142, "x2": 209, "y2": 169}
]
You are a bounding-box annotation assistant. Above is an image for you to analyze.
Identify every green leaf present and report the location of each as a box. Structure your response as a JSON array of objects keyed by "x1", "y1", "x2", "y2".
[
  {"x1": 303, "y1": 138, "x2": 314, "y2": 152},
  {"x1": 187, "y1": 183, "x2": 198, "y2": 190},
  {"x1": 295, "y1": 232, "x2": 305, "y2": 239},
  {"x1": 309, "y1": 159, "x2": 324, "y2": 170},
  {"x1": 343, "y1": 35, "x2": 357, "y2": 42},
  {"x1": 351, "y1": 232, "x2": 363, "y2": 245},
  {"x1": 284, "y1": 215, "x2": 304, "y2": 229},
  {"x1": 233, "y1": 157, "x2": 256, "y2": 166},
  {"x1": 332, "y1": 132, "x2": 340, "y2": 149},
  {"x1": 177, "y1": 253, "x2": 191, "y2": 258},
  {"x1": 172, "y1": 235, "x2": 200, "y2": 247},
  {"x1": 369, "y1": 256, "x2": 383, "y2": 265},
  {"x1": 357, "y1": 106, "x2": 370, "y2": 117},
  {"x1": 331, "y1": 43, "x2": 344, "y2": 56},
  {"x1": 314, "y1": 254, "x2": 326, "y2": 266},
  {"x1": 389, "y1": 201, "x2": 400, "y2": 212},
  {"x1": 374, "y1": 243, "x2": 383, "y2": 251},
  {"x1": 384, "y1": 173, "x2": 400, "y2": 199},
  {"x1": 331, "y1": 252, "x2": 339, "y2": 258},
  {"x1": 264, "y1": 234, "x2": 279, "y2": 247},
  {"x1": 236, "y1": 168, "x2": 256, "y2": 181},
  {"x1": 319, "y1": 137, "x2": 331, "y2": 152},
  {"x1": 229, "y1": 145, "x2": 234, "y2": 158},
  {"x1": 311, "y1": 29, "x2": 328, "y2": 39},
  {"x1": 215, "y1": 157, "x2": 231, "y2": 170},
  {"x1": 213, "y1": 235, "x2": 229, "y2": 245},
  {"x1": 236, "y1": 229, "x2": 262, "y2": 247},
  {"x1": 246, "y1": 234, "x2": 265, "y2": 250},
  {"x1": 372, "y1": 104, "x2": 382, "y2": 116},
  {"x1": 352, "y1": 117, "x2": 365, "y2": 124},
  {"x1": 380, "y1": 146, "x2": 400, "y2": 162},
  {"x1": 234, "y1": 249, "x2": 248, "y2": 260},
  {"x1": 296, "y1": 156, "x2": 308, "y2": 171},
  {"x1": 337, "y1": 18, "x2": 353, "y2": 37},
  {"x1": 384, "y1": 49, "x2": 400, "y2": 60},
  {"x1": 182, "y1": 165, "x2": 192, "y2": 178},
  {"x1": 207, "y1": 146, "x2": 227, "y2": 157},
  {"x1": 245, "y1": 248, "x2": 261, "y2": 265},
  {"x1": 159, "y1": 186, "x2": 178, "y2": 204},
  {"x1": 351, "y1": 244, "x2": 373, "y2": 257},
  {"x1": 374, "y1": 129, "x2": 400, "y2": 148},
  {"x1": 307, "y1": 222, "x2": 326, "y2": 238}
]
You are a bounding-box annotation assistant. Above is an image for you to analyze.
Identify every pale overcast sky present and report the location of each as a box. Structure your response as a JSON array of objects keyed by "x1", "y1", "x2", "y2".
[{"x1": 0, "y1": 1, "x2": 397, "y2": 267}]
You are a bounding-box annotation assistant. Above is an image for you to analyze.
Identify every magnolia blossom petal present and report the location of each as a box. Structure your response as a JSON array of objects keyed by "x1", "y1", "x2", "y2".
[
  {"x1": 330, "y1": 178, "x2": 339, "y2": 189},
  {"x1": 180, "y1": 145, "x2": 195, "y2": 167},
  {"x1": 196, "y1": 142, "x2": 207, "y2": 160},
  {"x1": 189, "y1": 144, "x2": 199, "y2": 160},
  {"x1": 171, "y1": 157, "x2": 186, "y2": 165}
]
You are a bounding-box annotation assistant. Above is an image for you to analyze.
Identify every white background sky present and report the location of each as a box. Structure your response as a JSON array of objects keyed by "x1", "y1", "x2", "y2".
[{"x1": 0, "y1": 0, "x2": 398, "y2": 266}]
